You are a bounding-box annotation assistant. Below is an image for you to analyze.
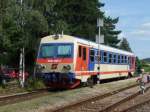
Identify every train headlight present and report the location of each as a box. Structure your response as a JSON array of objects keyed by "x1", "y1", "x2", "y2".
[
  {"x1": 62, "y1": 65, "x2": 71, "y2": 71},
  {"x1": 66, "y1": 65, "x2": 71, "y2": 70},
  {"x1": 36, "y1": 64, "x2": 46, "y2": 69}
]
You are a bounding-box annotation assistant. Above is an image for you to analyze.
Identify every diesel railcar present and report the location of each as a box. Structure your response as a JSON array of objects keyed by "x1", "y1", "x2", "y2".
[{"x1": 36, "y1": 35, "x2": 136, "y2": 89}]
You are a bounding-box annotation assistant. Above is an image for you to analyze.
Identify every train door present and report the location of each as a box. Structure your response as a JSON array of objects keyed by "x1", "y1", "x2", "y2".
[
  {"x1": 75, "y1": 45, "x2": 89, "y2": 71},
  {"x1": 88, "y1": 49, "x2": 95, "y2": 71},
  {"x1": 131, "y1": 57, "x2": 135, "y2": 70},
  {"x1": 129, "y1": 57, "x2": 135, "y2": 70},
  {"x1": 129, "y1": 57, "x2": 132, "y2": 70}
]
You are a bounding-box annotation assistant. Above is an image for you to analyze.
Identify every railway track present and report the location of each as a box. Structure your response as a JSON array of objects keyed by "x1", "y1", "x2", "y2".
[
  {"x1": 50, "y1": 83, "x2": 140, "y2": 112},
  {"x1": 0, "y1": 88, "x2": 50, "y2": 106},
  {"x1": 119, "y1": 86, "x2": 150, "y2": 112},
  {"x1": 122, "y1": 99, "x2": 150, "y2": 112}
]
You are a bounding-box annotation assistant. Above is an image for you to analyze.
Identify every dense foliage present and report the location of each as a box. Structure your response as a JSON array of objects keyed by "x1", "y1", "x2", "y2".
[
  {"x1": 119, "y1": 38, "x2": 132, "y2": 52},
  {"x1": 135, "y1": 57, "x2": 142, "y2": 75},
  {"x1": 0, "y1": 0, "x2": 127, "y2": 73},
  {"x1": 102, "y1": 17, "x2": 121, "y2": 47}
]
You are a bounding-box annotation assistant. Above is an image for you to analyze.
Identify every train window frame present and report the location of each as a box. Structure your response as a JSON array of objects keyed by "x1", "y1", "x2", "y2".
[
  {"x1": 78, "y1": 46, "x2": 82, "y2": 57},
  {"x1": 103, "y1": 51, "x2": 108, "y2": 63},
  {"x1": 83, "y1": 47, "x2": 86, "y2": 60},
  {"x1": 90, "y1": 49, "x2": 95, "y2": 62}
]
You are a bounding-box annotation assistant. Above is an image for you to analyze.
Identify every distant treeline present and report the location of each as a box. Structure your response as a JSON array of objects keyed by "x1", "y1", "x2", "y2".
[{"x1": 142, "y1": 58, "x2": 150, "y2": 63}]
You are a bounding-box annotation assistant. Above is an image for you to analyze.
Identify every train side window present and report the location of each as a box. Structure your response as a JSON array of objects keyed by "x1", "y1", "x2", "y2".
[
  {"x1": 96, "y1": 50, "x2": 101, "y2": 62},
  {"x1": 126, "y1": 56, "x2": 128, "y2": 63},
  {"x1": 99, "y1": 50, "x2": 101, "y2": 62},
  {"x1": 83, "y1": 47, "x2": 86, "y2": 60},
  {"x1": 79, "y1": 46, "x2": 82, "y2": 57},
  {"x1": 100, "y1": 51, "x2": 103, "y2": 62},
  {"x1": 122, "y1": 56, "x2": 124, "y2": 63},
  {"x1": 114, "y1": 54, "x2": 116, "y2": 63},
  {"x1": 103, "y1": 51, "x2": 107, "y2": 63},
  {"x1": 128, "y1": 57, "x2": 130, "y2": 64},
  {"x1": 90, "y1": 50, "x2": 95, "y2": 62},
  {"x1": 125, "y1": 56, "x2": 127, "y2": 64},
  {"x1": 109, "y1": 53, "x2": 112, "y2": 63},
  {"x1": 118, "y1": 55, "x2": 120, "y2": 64},
  {"x1": 120, "y1": 55, "x2": 124, "y2": 64}
]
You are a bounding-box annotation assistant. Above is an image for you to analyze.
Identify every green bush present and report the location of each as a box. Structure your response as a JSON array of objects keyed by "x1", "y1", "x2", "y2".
[{"x1": 26, "y1": 77, "x2": 46, "y2": 91}]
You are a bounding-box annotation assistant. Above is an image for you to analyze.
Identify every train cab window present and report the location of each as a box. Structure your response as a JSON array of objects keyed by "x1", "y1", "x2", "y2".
[
  {"x1": 78, "y1": 46, "x2": 82, "y2": 57},
  {"x1": 103, "y1": 52, "x2": 107, "y2": 63},
  {"x1": 83, "y1": 48, "x2": 86, "y2": 60},
  {"x1": 90, "y1": 50, "x2": 95, "y2": 62},
  {"x1": 109, "y1": 53, "x2": 112, "y2": 63},
  {"x1": 118, "y1": 55, "x2": 121, "y2": 64}
]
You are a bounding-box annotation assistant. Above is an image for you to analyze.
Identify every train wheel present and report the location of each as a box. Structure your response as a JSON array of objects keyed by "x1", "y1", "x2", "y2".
[
  {"x1": 93, "y1": 75, "x2": 99, "y2": 84},
  {"x1": 127, "y1": 72, "x2": 132, "y2": 79},
  {"x1": 87, "y1": 77, "x2": 94, "y2": 88}
]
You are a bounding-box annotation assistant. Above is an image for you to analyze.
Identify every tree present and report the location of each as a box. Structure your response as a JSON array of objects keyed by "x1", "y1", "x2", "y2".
[
  {"x1": 54, "y1": 0, "x2": 104, "y2": 40},
  {"x1": 118, "y1": 38, "x2": 132, "y2": 52},
  {"x1": 0, "y1": 0, "x2": 49, "y2": 67},
  {"x1": 135, "y1": 57, "x2": 142, "y2": 75},
  {"x1": 0, "y1": 0, "x2": 123, "y2": 73},
  {"x1": 102, "y1": 16, "x2": 121, "y2": 47}
]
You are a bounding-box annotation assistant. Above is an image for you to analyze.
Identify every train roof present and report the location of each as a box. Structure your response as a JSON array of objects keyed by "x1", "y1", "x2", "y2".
[{"x1": 41, "y1": 35, "x2": 135, "y2": 56}]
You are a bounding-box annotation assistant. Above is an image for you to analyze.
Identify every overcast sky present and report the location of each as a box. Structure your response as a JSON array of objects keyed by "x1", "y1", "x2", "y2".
[{"x1": 102, "y1": 0, "x2": 150, "y2": 59}]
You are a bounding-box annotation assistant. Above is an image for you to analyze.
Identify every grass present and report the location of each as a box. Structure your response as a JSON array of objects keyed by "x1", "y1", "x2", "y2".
[
  {"x1": 143, "y1": 66, "x2": 150, "y2": 72},
  {"x1": 0, "y1": 80, "x2": 27, "y2": 96},
  {"x1": 142, "y1": 61, "x2": 150, "y2": 72},
  {"x1": 0, "y1": 78, "x2": 46, "y2": 96},
  {"x1": 0, "y1": 78, "x2": 137, "y2": 112}
]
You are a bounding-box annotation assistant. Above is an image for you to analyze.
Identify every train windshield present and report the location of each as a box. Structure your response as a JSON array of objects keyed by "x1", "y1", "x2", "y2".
[
  {"x1": 57, "y1": 45, "x2": 72, "y2": 57},
  {"x1": 39, "y1": 43, "x2": 73, "y2": 58}
]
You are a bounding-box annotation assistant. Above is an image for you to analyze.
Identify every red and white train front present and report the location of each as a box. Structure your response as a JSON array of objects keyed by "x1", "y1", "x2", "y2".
[{"x1": 36, "y1": 35, "x2": 80, "y2": 88}]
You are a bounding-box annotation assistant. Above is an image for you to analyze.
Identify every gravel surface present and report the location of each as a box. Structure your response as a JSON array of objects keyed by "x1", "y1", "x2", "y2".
[
  {"x1": 109, "y1": 83, "x2": 150, "y2": 112},
  {"x1": 128, "y1": 102, "x2": 150, "y2": 112},
  {"x1": 0, "y1": 78, "x2": 137, "y2": 112},
  {"x1": 60, "y1": 84, "x2": 139, "y2": 112}
]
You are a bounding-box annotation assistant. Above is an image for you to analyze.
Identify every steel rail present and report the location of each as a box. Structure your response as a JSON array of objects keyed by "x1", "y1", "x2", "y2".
[
  {"x1": 120, "y1": 89, "x2": 150, "y2": 112},
  {"x1": 0, "y1": 88, "x2": 49, "y2": 106},
  {"x1": 51, "y1": 84, "x2": 138, "y2": 112},
  {"x1": 100, "y1": 84, "x2": 150, "y2": 112}
]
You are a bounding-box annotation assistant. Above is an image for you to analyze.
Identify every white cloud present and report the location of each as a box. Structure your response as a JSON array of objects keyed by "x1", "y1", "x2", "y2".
[
  {"x1": 131, "y1": 30, "x2": 150, "y2": 37},
  {"x1": 129, "y1": 22, "x2": 150, "y2": 40},
  {"x1": 141, "y1": 22, "x2": 150, "y2": 28}
]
